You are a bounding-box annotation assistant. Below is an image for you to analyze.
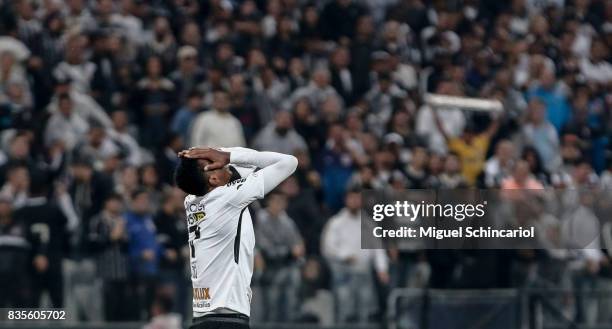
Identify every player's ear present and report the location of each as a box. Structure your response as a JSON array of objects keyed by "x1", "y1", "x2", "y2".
[{"x1": 208, "y1": 173, "x2": 220, "y2": 187}]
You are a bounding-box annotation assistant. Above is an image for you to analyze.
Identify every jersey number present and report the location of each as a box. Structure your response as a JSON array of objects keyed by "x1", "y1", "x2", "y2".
[{"x1": 189, "y1": 225, "x2": 201, "y2": 258}]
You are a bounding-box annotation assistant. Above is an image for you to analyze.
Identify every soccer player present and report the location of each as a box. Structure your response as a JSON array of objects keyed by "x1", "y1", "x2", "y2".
[{"x1": 174, "y1": 146, "x2": 298, "y2": 329}]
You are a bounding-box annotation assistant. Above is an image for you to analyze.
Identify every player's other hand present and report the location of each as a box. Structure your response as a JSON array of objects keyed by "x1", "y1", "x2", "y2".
[{"x1": 178, "y1": 147, "x2": 230, "y2": 171}]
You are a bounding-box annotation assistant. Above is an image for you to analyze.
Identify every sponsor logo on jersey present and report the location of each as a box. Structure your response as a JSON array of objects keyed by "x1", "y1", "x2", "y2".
[
  {"x1": 226, "y1": 177, "x2": 246, "y2": 187},
  {"x1": 193, "y1": 287, "x2": 211, "y2": 300},
  {"x1": 188, "y1": 203, "x2": 205, "y2": 213},
  {"x1": 193, "y1": 300, "x2": 211, "y2": 308},
  {"x1": 187, "y1": 211, "x2": 206, "y2": 226}
]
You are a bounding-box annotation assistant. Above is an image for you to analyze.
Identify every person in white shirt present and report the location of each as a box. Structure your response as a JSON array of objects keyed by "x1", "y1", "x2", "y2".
[
  {"x1": 415, "y1": 81, "x2": 465, "y2": 154},
  {"x1": 252, "y1": 111, "x2": 307, "y2": 155},
  {"x1": 484, "y1": 140, "x2": 516, "y2": 188},
  {"x1": 47, "y1": 77, "x2": 113, "y2": 129},
  {"x1": 579, "y1": 38, "x2": 612, "y2": 84},
  {"x1": 189, "y1": 90, "x2": 246, "y2": 148},
  {"x1": 44, "y1": 93, "x2": 89, "y2": 151},
  {"x1": 174, "y1": 146, "x2": 297, "y2": 329},
  {"x1": 322, "y1": 188, "x2": 389, "y2": 324},
  {"x1": 53, "y1": 34, "x2": 97, "y2": 94}
]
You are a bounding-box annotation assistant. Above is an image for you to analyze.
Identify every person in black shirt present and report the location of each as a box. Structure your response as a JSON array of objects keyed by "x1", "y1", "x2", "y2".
[
  {"x1": 0, "y1": 197, "x2": 31, "y2": 307},
  {"x1": 14, "y1": 173, "x2": 69, "y2": 308},
  {"x1": 68, "y1": 157, "x2": 114, "y2": 248},
  {"x1": 153, "y1": 192, "x2": 187, "y2": 316},
  {"x1": 88, "y1": 194, "x2": 131, "y2": 321}
]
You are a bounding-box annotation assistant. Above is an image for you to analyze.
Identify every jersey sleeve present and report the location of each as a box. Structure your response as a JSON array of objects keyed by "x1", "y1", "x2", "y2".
[{"x1": 225, "y1": 171, "x2": 266, "y2": 208}]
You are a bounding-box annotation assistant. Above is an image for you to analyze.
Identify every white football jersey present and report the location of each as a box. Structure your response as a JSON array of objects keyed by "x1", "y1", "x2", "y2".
[{"x1": 184, "y1": 168, "x2": 264, "y2": 317}]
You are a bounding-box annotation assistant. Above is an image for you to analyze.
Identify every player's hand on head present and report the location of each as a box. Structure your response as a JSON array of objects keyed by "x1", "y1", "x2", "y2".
[
  {"x1": 178, "y1": 146, "x2": 212, "y2": 158},
  {"x1": 178, "y1": 147, "x2": 230, "y2": 171}
]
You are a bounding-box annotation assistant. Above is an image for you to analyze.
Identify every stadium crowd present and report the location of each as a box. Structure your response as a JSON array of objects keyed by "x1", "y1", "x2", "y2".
[{"x1": 0, "y1": 0, "x2": 611, "y2": 326}]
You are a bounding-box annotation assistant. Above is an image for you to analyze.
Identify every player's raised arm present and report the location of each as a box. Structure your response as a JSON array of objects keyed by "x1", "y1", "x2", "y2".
[
  {"x1": 223, "y1": 147, "x2": 298, "y2": 193},
  {"x1": 180, "y1": 146, "x2": 298, "y2": 199}
]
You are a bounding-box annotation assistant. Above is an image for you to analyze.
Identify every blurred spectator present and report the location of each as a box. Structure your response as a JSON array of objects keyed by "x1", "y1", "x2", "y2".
[
  {"x1": 0, "y1": 80, "x2": 33, "y2": 130},
  {"x1": 189, "y1": 90, "x2": 246, "y2": 148},
  {"x1": 52, "y1": 34, "x2": 95, "y2": 93},
  {"x1": 170, "y1": 90, "x2": 203, "y2": 144},
  {"x1": 88, "y1": 194, "x2": 130, "y2": 321},
  {"x1": 0, "y1": 197, "x2": 29, "y2": 307},
  {"x1": 297, "y1": 257, "x2": 334, "y2": 324},
  {"x1": 290, "y1": 67, "x2": 341, "y2": 112},
  {"x1": 155, "y1": 134, "x2": 184, "y2": 186},
  {"x1": 0, "y1": 163, "x2": 29, "y2": 207},
  {"x1": 484, "y1": 140, "x2": 515, "y2": 188},
  {"x1": 404, "y1": 146, "x2": 429, "y2": 188},
  {"x1": 74, "y1": 124, "x2": 121, "y2": 169},
  {"x1": 522, "y1": 98, "x2": 562, "y2": 172},
  {"x1": 522, "y1": 146, "x2": 551, "y2": 185},
  {"x1": 135, "y1": 56, "x2": 175, "y2": 149},
  {"x1": 318, "y1": 124, "x2": 359, "y2": 211},
  {"x1": 153, "y1": 191, "x2": 187, "y2": 316},
  {"x1": 139, "y1": 164, "x2": 163, "y2": 212},
  {"x1": 143, "y1": 295, "x2": 182, "y2": 329},
  {"x1": 416, "y1": 81, "x2": 466, "y2": 154},
  {"x1": 256, "y1": 191, "x2": 304, "y2": 322},
  {"x1": 46, "y1": 77, "x2": 112, "y2": 129},
  {"x1": 44, "y1": 93, "x2": 89, "y2": 152},
  {"x1": 141, "y1": 16, "x2": 176, "y2": 69},
  {"x1": 0, "y1": 132, "x2": 34, "y2": 185},
  {"x1": 434, "y1": 107, "x2": 499, "y2": 186},
  {"x1": 526, "y1": 68, "x2": 571, "y2": 132},
  {"x1": 501, "y1": 160, "x2": 545, "y2": 190},
  {"x1": 579, "y1": 38, "x2": 612, "y2": 84},
  {"x1": 253, "y1": 110, "x2": 307, "y2": 154},
  {"x1": 365, "y1": 71, "x2": 407, "y2": 136},
  {"x1": 170, "y1": 46, "x2": 205, "y2": 106},
  {"x1": 329, "y1": 46, "x2": 356, "y2": 105},
  {"x1": 14, "y1": 173, "x2": 69, "y2": 307},
  {"x1": 279, "y1": 174, "x2": 325, "y2": 256},
  {"x1": 438, "y1": 153, "x2": 468, "y2": 189},
  {"x1": 125, "y1": 189, "x2": 162, "y2": 320},
  {"x1": 229, "y1": 72, "x2": 262, "y2": 140},
  {"x1": 90, "y1": 31, "x2": 118, "y2": 110},
  {"x1": 109, "y1": 110, "x2": 143, "y2": 166},
  {"x1": 563, "y1": 192, "x2": 603, "y2": 324},
  {"x1": 319, "y1": 0, "x2": 367, "y2": 42},
  {"x1": 68, "y1": 158, "x2": 113, "y2": 234},
  {"x1": 322, "y1": 189, "x2": 389, "y2": 323}
]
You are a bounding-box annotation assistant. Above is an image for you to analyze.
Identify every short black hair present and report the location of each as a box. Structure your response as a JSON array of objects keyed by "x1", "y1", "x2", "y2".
[
  {"x1": 174, "y1": 158, "x2": 208, "y2": 196},
  {"x1": 58, "y1": 92, "x2": 72, "y2": 103},
  {"x1": 130, "y1": 188, "x2": 149, "y2": 200},
  {"x1": 187, "y1": 89, "x2": 202, "y2": 99},
  {"x1": 104, "y1": 193, "x2": 123, "y2": 203}
]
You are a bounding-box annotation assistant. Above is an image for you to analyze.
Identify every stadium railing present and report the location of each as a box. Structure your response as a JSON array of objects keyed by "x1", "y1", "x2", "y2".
[
  {"x1": 388, "y1": 288, "x2": 612, "y2": 329},
  {"x1": 1, "y1": 288, "x2": 611, "y2": 329}
]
